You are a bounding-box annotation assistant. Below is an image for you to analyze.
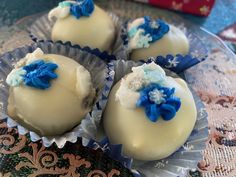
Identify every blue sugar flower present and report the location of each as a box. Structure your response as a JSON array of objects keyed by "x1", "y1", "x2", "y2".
[
  {"x1": 136, "y1": 83, "x2": 181, "y2": 122},
  {"x1": 23, "y1": 60, "x2": 58, "y2": 90},
  {"x1": 70, "y1": 0, "x2": 94, "y2": 19},
  {"x1": 138, "y1": 16, "x2": 169, "y2": 43}
]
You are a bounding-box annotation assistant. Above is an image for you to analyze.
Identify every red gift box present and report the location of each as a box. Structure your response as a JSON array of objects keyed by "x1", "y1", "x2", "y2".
[{"x1": 134, "y1": 0, "x2": 215, "y2": 16}]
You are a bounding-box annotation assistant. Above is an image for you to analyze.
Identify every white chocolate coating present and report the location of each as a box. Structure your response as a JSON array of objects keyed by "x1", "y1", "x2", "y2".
[
  {"x1": 130, "y1": 25, "x2": 189, "y2": 61},
  {"x1": 103, "y1": 76, "x2": 196, "y2": 161},
  {"x1": 8, "y1": 54, "x2": 95, "y2": 136},
  {"x1": 51, "y1": 5, "x2": 115, "y2": 51}
]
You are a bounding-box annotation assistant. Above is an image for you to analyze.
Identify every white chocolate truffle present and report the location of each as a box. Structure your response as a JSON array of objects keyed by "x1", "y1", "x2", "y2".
[
  {"x1": 103, "y1": 64, "x2": 196, "y2": 161},
  {"x1": 51, "y1": 5, "x2": 116, "y2": 51},
  {"x1": 126, "y1": 17, "x2": 189, "y2": 61},
  {"x1": 131, "y1": 25, "x2": 189, "y2": 61},
  {"x1": 7, "y1": 50, "x2": 95, "y2": 136}
]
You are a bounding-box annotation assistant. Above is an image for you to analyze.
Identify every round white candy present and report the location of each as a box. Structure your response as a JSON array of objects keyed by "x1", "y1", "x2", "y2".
[
  {"x1": 8, "y1": 54, "x2": 95, "y2": 136},
  {"x1": 51, "y1": 5, "x2": 116, "y2": 51},
  {"x1": 103, "y1": 76, "x2": 196, "y2": 160},
  {"x1": 130, "y1": 25, "x2": 189, "y2": 61}
]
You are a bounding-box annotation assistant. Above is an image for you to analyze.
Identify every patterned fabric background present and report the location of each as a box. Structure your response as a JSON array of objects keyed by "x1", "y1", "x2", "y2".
[
  {"x1": 0, "y1": 0, "x2": 236, "y2": 176},
  {"x1": 0, "y1": 120, "x2": 133, "y2": 177}
]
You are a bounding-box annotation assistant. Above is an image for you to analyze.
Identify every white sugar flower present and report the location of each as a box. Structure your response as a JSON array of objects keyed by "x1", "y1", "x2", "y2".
[
  {"x1": 25, "y1": 48, "x2": 45, "y2": 64},
  {"x1": 48, "y1": 1, "x2": 76, "y2": 21},
  {"x1": 125, "y1": 72, "x2": 145, "y2": 91},
  {"x1": 115, "y1": 62, "x2": 167, "y2": 109},
  {"x1": 133, "y1": 62, "x2": 166, "y2": 84},
  {"x1": 128, "y1": 29, "x2": 145, "y2": 50},
  {"x1": 116, "y1": 80, "x2": 140, "y2": 109},
  {"x1": 128, "y1": 17, "x2": 145, "y2": 30},
  {"x1": 149, "y1": 89, "x2": 166, "y2": 104},
  {"x1": 6, "y1": 68, "x2": 26, "y2": 87},
  {"x1": 150, "y1": 21, "x2": 160, "y2": 29},
  {"x1": 127, "y1": 78, "x2": 144, "y2": 91}
]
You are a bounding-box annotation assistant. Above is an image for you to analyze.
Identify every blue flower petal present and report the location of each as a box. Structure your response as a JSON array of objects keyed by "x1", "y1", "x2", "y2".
[
  {"x1": 164, "y1": 87, "x2": 175, "y2": 97},
  {"x1": 23, "y1": 60, "x2": 58, "y2": 90},
  {"x1": 166, "y1": 97, "x2": 181, "y2": 111},
  {"x1": 160, "y1": 104, "x2": 176, "y2": 121},
  {"x1": 70, "y1": 0, "x2": 94, "y2": 19},
  {"x1": 145, "y1": 104, "x2": 160, "y2": 122},
  {"x1": 138, "y1": 16, "x2": 169, "y2": 43},
  {"x1": 136, "y1": 94, "x2": 149, "y2": 107},
  {"x1": 38, "y1": 63, "x2": 58, "y2": 78},
  {"x1": 136, "y1": 82, "x2": 181, "y2": 122},
  {"x1": 23, "y1": 60, "x2": 44, "y2": 72},
  {"x1": 33, "y1": 77, "x2": 50, "y2": 89}
]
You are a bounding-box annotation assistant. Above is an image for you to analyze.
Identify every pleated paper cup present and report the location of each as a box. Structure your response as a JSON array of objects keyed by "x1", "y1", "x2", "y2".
[
  {"x1": 97, "y1": 60, "x2": 208, "y2": 177},
  {"x1": 29, "y1": 11, "x2": 121, "y2": 58},
  {"x1": 0, "y1": 41, "x2": 115, "y2": 148},
  {"x1": 112, "y1": 20, "x2": 208, "y2": 65}
]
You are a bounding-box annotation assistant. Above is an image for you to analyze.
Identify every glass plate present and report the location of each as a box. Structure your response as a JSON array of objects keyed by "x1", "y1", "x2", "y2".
[
  {"x1": 0, "y1": 0, "x2": 236, "y2": 177},
  {"x1": 1, "y1": 0, "x2": 235, "y2": 98}
]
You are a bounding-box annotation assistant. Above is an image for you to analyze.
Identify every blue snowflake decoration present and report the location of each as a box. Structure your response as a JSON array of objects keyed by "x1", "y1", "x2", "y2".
[
  {"x1": 136, "y1": 83, "x2": 181, "y2": 122},
  {"x1": 23, "y1": 60, "x2": 58, "y2": 89},
  {"x1": 70, "y1": 0, "x2": 94, "y2": 19},
  {"x1": 138, "y1": 16, "x2": 169, "y2": 44},
  {"x1": 147, "y1": 54, "x2": 205, "y2": 74},
  {"x1": 137, "y1": 35, "x2": 152, "y2": 48}
]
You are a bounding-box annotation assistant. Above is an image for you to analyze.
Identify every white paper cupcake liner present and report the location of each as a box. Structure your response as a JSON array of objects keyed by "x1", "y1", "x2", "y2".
[
  {"x1": 29, "y1": 11, "x2": 121, "y2": 57},
  {"x1": 95, "y1": 60, "x2": 209, "y2": 177},
  {"x1": 112, "y1": 20, "x2": 208, "y2": 63},
  {"x1": 0, "y1": 41, "x2": 115, "y2": 148}
]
